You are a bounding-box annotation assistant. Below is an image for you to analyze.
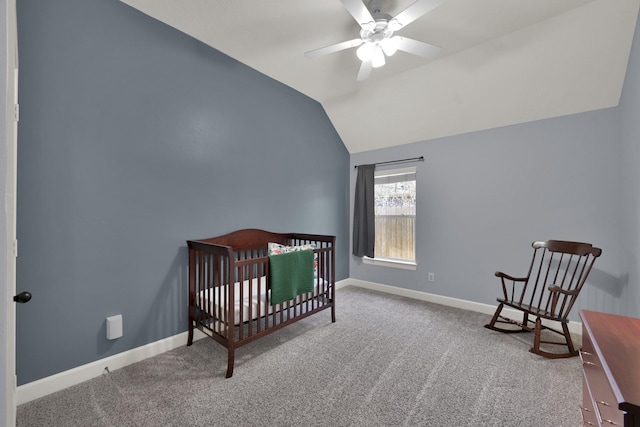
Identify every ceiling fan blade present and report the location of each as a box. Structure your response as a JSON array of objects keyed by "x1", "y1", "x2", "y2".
[
  {"x1": 393, "y1": 0, "x2": 444, "y2": 29},
  {"x1": 394, "y1": 36, "x2": 441, "y2": 60},
  {"x1": 341, "y1": 0, "x2": 375, "y2": 28},
  {"x1": 356, "y1": 59, "x2": 373, "y2": 81},
  {"x1": 304, "y1": 39, "x2": 363, "y2": 59}
]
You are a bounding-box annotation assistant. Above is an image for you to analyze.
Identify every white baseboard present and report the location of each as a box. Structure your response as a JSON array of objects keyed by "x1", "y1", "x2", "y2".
[
  {"x1": 17, "y1": 277, "x2": 580, "y2": 405},
  {"x1": 16, "y1": 329, "x2": 207, "y2": 405},
  {"x1": 335, "y1": 278, "x2": 351, "y2": 290},
  {"x1": 342, "y1": 278, "x2": 582, "y2": 335}
]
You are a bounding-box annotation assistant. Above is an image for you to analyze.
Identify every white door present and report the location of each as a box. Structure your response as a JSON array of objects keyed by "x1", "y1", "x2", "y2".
[{"x1": 4, "y1": 0, "x2": 18, "y2": 425}]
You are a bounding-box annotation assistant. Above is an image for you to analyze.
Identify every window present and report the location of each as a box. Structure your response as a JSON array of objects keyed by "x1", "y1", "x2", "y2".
[{"x1": 364, "y1": 167, "x2": 416, "y2": 269}]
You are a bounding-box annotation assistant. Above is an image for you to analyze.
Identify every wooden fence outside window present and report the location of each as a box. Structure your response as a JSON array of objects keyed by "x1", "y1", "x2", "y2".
[{"x1": 375, "y1": 215, "x2": 415, "y2": 260}]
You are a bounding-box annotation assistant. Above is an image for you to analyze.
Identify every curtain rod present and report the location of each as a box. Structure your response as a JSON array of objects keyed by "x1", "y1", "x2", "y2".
[{"x1": 354, "y1": 156, "x2": 424, "y2": 169}]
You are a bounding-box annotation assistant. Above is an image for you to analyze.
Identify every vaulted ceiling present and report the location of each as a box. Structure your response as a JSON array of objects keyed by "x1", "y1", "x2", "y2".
[{"x1": 120, "y1": 0, "x2": 640, "y2": 153}]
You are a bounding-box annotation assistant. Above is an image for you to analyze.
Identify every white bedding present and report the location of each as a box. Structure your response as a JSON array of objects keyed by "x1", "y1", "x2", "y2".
[{"x1": 197, "y1": 276, "x2": 327, "y2": 326}]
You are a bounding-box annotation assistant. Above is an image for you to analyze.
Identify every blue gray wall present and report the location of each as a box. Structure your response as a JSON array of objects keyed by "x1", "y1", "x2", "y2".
[
  {"x1": 350, "y1": 109, "x2": 623, "y2": 320},
  {"x1": 351, "y1": 10, "x2": 640, "y2": 321},
  {"x1": 16, "y1": 0, "x2": 349, "y2": 385},
  {"x1": 619, "y1": 8, "x2": 640, "y2": 317}
]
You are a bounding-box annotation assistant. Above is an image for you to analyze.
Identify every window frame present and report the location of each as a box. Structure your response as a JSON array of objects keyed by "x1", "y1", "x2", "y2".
[{"x1": 363, "y1": 166, "x2": 417, "y2": 270}]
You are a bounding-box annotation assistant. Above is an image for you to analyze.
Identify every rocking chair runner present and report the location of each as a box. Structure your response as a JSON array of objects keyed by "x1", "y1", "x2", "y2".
[{"x1": 485, "y1": 240, "x2": 602, "y2": 358}]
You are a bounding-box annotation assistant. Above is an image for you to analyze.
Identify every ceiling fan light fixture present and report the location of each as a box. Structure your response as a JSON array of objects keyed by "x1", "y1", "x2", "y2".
[
  {"x1": 363, "y1": 21, "x2": 376, "y2": 31},
  {"x1": 371, "y1": 46, "x2": 386, "y2": 68},
  {"x1": 356, "y1": 42, "x2": 374, "y2": 61},
  {"x1": 387, "y1": 18, "x2": 402, "y2": 32},
  {"x1": 381, "y1": 37, "x2": 399, "y2": 56}
]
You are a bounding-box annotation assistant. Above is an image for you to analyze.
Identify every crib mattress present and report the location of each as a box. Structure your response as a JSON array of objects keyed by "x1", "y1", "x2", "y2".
[{"x1": 196, "y1": 276, "x2": 328, "y2": 326}]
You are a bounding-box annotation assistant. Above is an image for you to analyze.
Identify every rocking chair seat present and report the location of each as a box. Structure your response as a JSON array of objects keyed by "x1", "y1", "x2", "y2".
[
  {"x1": 499, "y1": 299, "x2": 560, "y2": 322},
  {"x1": 485, "y1": 240, "x2": 601, "y2": 358}
]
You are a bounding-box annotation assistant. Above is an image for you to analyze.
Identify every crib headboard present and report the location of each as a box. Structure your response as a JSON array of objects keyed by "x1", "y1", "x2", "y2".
[
  {"x1": 191, "y1": 228, "x2": 335, "y2": 253},
  {"x1": 187, "y1": 229, "x2": 335, "y2": 283},
  {"x1": 197, "y1": 229, "x2": 292, "y2": 250}
]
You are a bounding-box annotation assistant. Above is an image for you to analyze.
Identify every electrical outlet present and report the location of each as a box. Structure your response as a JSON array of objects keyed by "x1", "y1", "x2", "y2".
[{"x1": 428, "y1": 272, "x2": 435, "y2": 282}]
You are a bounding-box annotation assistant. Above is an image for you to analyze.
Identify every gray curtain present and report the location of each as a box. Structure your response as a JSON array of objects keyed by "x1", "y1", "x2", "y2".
[{"x1": 352, "y1": 164, "x2": 375, "y2": 257}]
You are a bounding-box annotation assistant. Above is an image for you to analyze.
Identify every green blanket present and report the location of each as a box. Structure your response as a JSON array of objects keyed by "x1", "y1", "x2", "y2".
[{"x1": 269, "y1": 250, "x2": 314, "y2": 306}]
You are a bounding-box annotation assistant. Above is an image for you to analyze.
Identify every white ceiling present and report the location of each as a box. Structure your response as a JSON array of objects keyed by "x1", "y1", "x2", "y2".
[{"x1": 120, "y1": 0, "x2": 640, "y2": 153}]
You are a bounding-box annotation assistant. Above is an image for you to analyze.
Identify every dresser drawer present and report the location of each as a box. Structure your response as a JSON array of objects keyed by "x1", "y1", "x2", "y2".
[
  {"x1": 582, "y1": 350, "x2": 624, "y2": 425},
  {"x1": 583, "y1": 376, "x2": 600, "y2": 426},
  {"x1": 581, "y1": 325, "x2": 625, "y2": 426}
]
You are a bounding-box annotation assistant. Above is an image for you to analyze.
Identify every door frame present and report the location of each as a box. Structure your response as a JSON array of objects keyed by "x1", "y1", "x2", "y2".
[{"x1": 4, "y1": 0, "x2": 18, "y2": 425}]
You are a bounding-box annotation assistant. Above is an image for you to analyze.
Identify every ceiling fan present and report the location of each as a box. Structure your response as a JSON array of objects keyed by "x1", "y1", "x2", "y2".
[{"x1": 304, "y1": 0, "x2": 444, "y2": 81}]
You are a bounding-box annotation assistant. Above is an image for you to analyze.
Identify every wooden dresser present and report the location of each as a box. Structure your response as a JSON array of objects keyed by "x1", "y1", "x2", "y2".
[{"x1": 580, "y1": 310, "x2": 640, "y2": 426}]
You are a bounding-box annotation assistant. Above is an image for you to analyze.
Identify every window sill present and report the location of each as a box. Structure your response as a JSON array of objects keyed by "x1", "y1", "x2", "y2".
[{"x1": 362, "y1": 257, "x2": 417, "y2": 270}]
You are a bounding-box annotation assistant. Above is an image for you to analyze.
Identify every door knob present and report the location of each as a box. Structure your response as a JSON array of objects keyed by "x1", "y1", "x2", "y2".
[{"x1": 13, "y1": 291, "x2": 32, "y2": 304}]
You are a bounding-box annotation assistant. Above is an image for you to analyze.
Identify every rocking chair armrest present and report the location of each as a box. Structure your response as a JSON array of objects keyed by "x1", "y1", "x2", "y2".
[
  {"x1": 547, "y1": 285, "x2": 579, "y2": 296},
  {"x1": 495, "y1": 271, "x2": 528, "y2": 301},
  {"x1": 495, "y1": 271, "x2": 528, "y2": 282},
  {"x1": 548, "y1": 285, "x2": 579, "y2": 316}
]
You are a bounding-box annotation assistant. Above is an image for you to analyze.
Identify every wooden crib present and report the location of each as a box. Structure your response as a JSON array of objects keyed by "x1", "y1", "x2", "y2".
[{"x1": 186, "y1": 229, "x2": 336, "y2": 378}]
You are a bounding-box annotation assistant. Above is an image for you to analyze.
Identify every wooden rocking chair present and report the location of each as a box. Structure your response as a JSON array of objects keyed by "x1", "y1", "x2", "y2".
[{"x1": 485, "y1": 240, "x2": 601, "y2": 358}]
